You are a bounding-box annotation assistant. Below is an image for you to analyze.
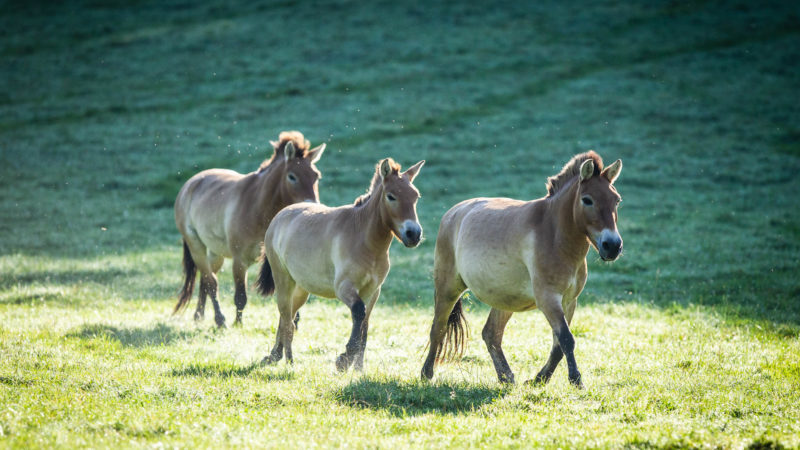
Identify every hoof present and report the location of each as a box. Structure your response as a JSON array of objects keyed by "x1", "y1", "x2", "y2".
[
  {"x1": 498, "y1": 373, "x2": 516, "y2": 384},
  {"x1": 530, "y1": 371, "x2": 552, "y2": 385},
  {"x1": 193, "y1": 311, "x2": 204, "y2": 322},
  {"x1": 420, "y1": 367, "x2": 433, "y2": 381},
  {"x1": 215, "y1": 315, "x2": 227, "y2": 328},
  {"x1": 232, "y1": 319, "x2": 243, "y2": 328},
  {"x1": 261, "y1": 353, "x2": 281, "y2": 366},
  {"x1": 569, "y1": 371, "x2": 583, "y2": 388},
  {"x1": 335, "y1": 353, "x2": 351, "y2": 372},
  {"x1": 234, "y1": 311, "x2": 243, "y2": 326}
]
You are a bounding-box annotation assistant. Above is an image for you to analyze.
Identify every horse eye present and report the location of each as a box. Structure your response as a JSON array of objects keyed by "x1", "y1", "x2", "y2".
[
  {"x1": 386, "y1": 193, "x2": 396, "y2": 202},
  {"x1": 287, "y1": 173, "x2": 297, "y2": 183},
  {"x1": 581, "y1": 196, "x2": 593, "y2": 206}
]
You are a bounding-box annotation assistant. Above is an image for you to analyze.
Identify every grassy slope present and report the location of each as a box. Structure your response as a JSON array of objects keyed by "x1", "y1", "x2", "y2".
[{"x1": 1, "y1": 0, "x2": 799, "y2": 447}]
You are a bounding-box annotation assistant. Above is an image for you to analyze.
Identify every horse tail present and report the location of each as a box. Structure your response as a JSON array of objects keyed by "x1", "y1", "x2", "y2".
[
  {"x1": 256, "y1": 251, "x2": 275, "y2": 297},
  {"x1": 174, "y1": 240, "x2": 197, "y2": 314},
  {"x1": 437, "y1": 296, "x2": 470, "y2": 363}
]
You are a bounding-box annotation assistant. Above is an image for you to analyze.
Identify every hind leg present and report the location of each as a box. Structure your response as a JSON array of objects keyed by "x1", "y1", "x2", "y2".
[
  {"x1": 199, "y1": 253, "x2": 225, "y2": 327},
  {"x1": 421, "y1": 256, "x2": 467, "y2": 380},
  {"x1": 483, "y1": 308, "x2": 515, "y2": 384},
  {"x1": 263, "y1": 265, "x2": 298, "y2": 364}
]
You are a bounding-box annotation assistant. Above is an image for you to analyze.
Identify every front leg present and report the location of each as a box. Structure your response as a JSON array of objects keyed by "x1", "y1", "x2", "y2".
[
  {"x1": 352, "y1": 288, "x2": 380, "y2": 371},
  {"x1": 335, "y1": 281, "x2": 367, "y2": 372},
  {"x1": 232, "y1": 258, "x2": 249, "y2": 326},
  {"x1": 535, "y1": 291, "x2": 582, "y2": 387}
]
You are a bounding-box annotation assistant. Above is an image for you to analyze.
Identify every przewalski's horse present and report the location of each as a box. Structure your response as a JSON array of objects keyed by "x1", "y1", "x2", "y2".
[
  {"x1": 174, "y1": 131, "x2": 325, "y2": 328},
  {"x1": 421, "y1": 151, "x2": 622, "y2": 386},
  {"x1": 257, "y1": 158, "x2": 425, "y2": 371}
]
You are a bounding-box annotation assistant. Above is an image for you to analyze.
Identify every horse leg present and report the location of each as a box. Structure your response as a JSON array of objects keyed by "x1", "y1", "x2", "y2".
[
  {"x1": 232, "y1": 257, "x2": 249, "y2": 327},
  {"x1": 353, "y1": 288, "x2": 380, "y2": 372},
  {"x1": 263, "y1": 265, "x2": 296, "y2": 365},
  {"x1": 482, "y1": 308, "x2": 515, "y2": 384},
  {"x1": 203, "y1": 253, "x2": 226, "y2": 328},
  {"x1": 335, "y1": 282, "x2": 367, "y2": 372},
  {"x1": 531, "y1": 299, "x2": 576, "y2": 385},
  {"x1": 181, "y1": 237, "x2": 209, "y2": 321},
  {"x1": 421, "y1": 269, "x2": 467, "y2": 380},
  {"x1": 537, "y1": 293, "x2": 582, "y2": 387},
  {"x1": 195, "y1": 277, "x2": 208, "y2": 321}
]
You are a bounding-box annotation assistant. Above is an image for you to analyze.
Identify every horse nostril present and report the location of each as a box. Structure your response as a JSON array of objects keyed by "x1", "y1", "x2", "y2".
[
  {"x1": 405, "y1": 229, "x2": 415, "y2": 239},
  {"x1": 601, "y1": 241, "x2": 610, "y2": 251}
]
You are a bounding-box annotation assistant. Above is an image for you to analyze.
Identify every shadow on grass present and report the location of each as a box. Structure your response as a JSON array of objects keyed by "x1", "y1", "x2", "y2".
[
  {"x1": 65, "y1": 322, "x2": 196, "y2": 348},
  {"x1": 0, "y1": 268, "x2": 134, "y2": 290},
  {"x1": 170, "y1": 361, "x2": 295, "y2": 382},
  {"x1": 335, "y1": 376, "x2": 509, "y2": 416}
]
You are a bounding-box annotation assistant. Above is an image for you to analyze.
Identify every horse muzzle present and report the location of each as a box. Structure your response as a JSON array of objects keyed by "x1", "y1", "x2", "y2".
[
  {"x1": 596, "y1": 229, "x2": 622, "y2": 261},
  {"x1": 399, "y1": 220, "x2": 422, "y2": 247}
]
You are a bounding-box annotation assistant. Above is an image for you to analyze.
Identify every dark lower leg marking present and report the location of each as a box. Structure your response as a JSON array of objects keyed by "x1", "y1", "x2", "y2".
[
  {"x1": 337, "y1": 299, "x2": 365, "y2": 372},
  {"x1": 233, "y1": 285, "x2": 247, "y2": 326}
]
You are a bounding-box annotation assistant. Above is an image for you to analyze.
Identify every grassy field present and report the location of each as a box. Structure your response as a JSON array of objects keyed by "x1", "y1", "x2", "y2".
[{"x1": 2, "y1": 0, "x2": 799, "y2": 448}]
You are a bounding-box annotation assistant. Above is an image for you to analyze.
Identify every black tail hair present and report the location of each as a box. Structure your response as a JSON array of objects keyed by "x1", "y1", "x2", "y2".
[
  {"x1": 173, "y1": 240, "x2": 197, "y2": 314},
  {"x1": 256, "y1": 252, "x2": 275, "y2": 297},
  {"x1": 436, "y1": 296, "x2": 470, "y2": 362}
]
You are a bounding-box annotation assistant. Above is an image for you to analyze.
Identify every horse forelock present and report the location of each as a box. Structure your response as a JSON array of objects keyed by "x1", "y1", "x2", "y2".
[
  {"x1": 257, "y1": 131, "x2": 311, "y2": 173},
  {"x1": 546, "y1": 151, "x2": 604, "y2": 197}
]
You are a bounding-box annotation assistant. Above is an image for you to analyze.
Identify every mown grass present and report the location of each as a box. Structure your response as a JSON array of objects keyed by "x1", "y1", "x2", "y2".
[{"x1": 2, "y1": 0, "x2": 799, "y2": 448}]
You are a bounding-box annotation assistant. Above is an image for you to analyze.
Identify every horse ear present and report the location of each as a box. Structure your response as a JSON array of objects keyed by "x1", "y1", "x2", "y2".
[
  {"x1": 283, "y1": 141, "x2": 296, "y2": 162},
  {"x1": 580, "y1": 159, "x2": 595, "y2": 181},
  {"x1": 380, "y1": 159, "x2": 393, "y2": 180},
  {"x1": 601, "y1": 159, "x2": 622, "y2": 184},
  {"x1": 306, "y1": 143, "x2": 326, "y2": 163},
  {"x1": 402, "y1": 160, "x2": 425, "y2": 182}
]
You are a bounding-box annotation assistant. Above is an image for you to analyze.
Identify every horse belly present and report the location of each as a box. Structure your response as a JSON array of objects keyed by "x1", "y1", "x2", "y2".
[
  {"x1": 456, "y1": 249, "x2": 536, "y2": 312},
  {"x1": 290, "y1": 269, "x2": 336, "y2": 299}
]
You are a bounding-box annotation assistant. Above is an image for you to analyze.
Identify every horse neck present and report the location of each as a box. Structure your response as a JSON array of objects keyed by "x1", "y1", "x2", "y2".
[
  {"x1": 353, "y1": 185, "x2": 394, "y2": 253},
  {"x1": 245, "y1": 163, "x2": 287, "y2": 225},
  {"x1": 544, "y1": 178, "x2": 591, "y2": 264}
]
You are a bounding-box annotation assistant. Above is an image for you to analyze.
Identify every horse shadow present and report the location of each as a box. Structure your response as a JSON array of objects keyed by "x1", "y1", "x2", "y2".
[
  {"x1": 64, "y1": 322, "x2": 196, "y2": 348},
  {"x1": 169, "y1": 362, "x2": 295, "y2": 382},
  {"x1": 335, "y1": 376, "x2": 509, "y2": 416}
]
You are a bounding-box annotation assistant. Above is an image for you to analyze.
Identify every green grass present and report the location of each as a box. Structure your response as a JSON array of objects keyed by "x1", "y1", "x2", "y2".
[{"x1": 2, "y1": 0, "x2": 799, "y2": 448}]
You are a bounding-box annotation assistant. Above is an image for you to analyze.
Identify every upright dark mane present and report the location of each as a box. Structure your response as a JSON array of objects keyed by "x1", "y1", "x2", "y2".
[
  {"x1": 546, "y1": 151, "x2": 603, "y2": 197},
  {"x1": 257, "y1": 131, "x2": 311, "y2": 173},
  {"x1": 354, "y1": 158, "x2": 400, "y2": 207}
]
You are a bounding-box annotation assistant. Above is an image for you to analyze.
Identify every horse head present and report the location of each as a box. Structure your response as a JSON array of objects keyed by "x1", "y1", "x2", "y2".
[
  {"x1": 574, "y1": 156, "x2": 623, "y2": 261},
  {"x1": 270, "y1": 132, "x2": 325, "y2": 204},
  {"x1": 377, "y1": 158, "x2": 425, "y2": 247}
]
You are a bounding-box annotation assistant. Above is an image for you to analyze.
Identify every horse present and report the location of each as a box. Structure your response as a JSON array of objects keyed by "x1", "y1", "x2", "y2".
[
  {"x1": 173, "y1": 131, "x2": 325, "y2": 328},
  {"x1": 257, "y1": 157, "x2": 425, "y2": 371},
  {"x1": 421, "y1": 151, "x2": 622, "y2": 386}
]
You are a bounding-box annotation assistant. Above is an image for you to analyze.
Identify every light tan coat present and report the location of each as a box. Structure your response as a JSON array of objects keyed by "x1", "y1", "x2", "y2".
[
  {"x1": 258, "y1": 158, "x2": 424, "y2": 371},
  {"x1": 174, "y1": 131, "x2": 325, "y2": 327},
  {"x1": 421, "y1": 151, "x2": 622, "y2": 385}
]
